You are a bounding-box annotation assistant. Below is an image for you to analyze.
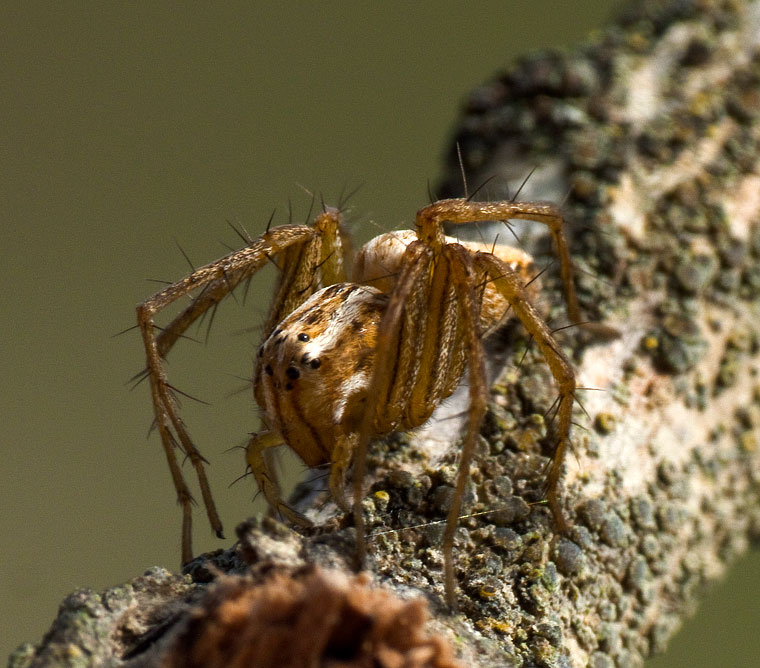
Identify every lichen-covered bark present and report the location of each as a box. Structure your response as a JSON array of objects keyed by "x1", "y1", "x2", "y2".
[{"x1": 10, "y1": 1, "x2": 760, "y2": 667}]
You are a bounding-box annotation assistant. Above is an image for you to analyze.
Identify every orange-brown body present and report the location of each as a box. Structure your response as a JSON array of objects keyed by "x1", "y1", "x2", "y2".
[
  {"x1": 138, "y1": 198, "x2": 578, "y2": 607},
  {"x1": 253, "y1": 231, "x2": 537, "y2": 481}
]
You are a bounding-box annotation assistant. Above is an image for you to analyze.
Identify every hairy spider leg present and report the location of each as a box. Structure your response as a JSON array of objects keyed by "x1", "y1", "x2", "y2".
[
  {"x1": 352, "y1": 240, "x2": 488, "y2": 610},
  {"x1": 353, "y1": 241, "x2": 433, "y2": 570},
  {"x1": 416, "y1": 198, "x2": 581, "y2": 323},
  {"x1": 138, "y1": 210, "x2": 348, "y2": 564},
  {"x1": 440, "y1": 244, "x2": 488, "y2": 610},
  {"x1": 418, "y1": 199, "x2": 579, "y2": 530},
  {"x1": 475, "y1": 252, "x2": 576, "y2": 531},
  {"x1": 245, "y1": 430, "x2": 309, "y2": 525},
  {"x1": 353, "y1": 198, "x2": 578, "y2": 608}
]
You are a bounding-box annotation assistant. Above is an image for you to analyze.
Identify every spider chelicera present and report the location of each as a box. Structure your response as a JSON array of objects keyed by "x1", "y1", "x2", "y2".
[{"x1": 137, "y1": 197, "x2": 580, "y2": 607}]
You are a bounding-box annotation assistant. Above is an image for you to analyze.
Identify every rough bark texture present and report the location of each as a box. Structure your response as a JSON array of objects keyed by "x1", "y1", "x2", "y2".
[{"x1": 10, "y1": 1, "x2": 760, "y2": 667}]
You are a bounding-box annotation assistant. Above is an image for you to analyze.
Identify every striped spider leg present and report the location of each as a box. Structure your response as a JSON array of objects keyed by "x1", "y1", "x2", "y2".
[
  {"x1": 137, "y1": 209, "x2": 350, "y2": 563},
  {"x1": 352, "y1": 199, "x2": 578, "y2": 608}
]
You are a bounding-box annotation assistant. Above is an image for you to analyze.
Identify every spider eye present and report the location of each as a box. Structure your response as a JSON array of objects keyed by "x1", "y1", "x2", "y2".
[
  {"x1": 297, "y1": 332, "x2": 310, "y2": 342},
  {"x1": 285, "y1": 367, "x2": 300, "y2": 380},
  {"x1": 310, "y1": 358, "x2": 321, "y2": 369}
]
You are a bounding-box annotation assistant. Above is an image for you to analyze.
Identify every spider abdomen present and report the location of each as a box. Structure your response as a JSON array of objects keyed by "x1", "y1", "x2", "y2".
[{"x1": 354, "y1": 229, "x2": 538, "y2": 334}]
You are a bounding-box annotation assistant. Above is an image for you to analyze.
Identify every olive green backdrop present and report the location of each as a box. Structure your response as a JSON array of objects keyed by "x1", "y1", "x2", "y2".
[{"x1": 2, "y1": 2, "x2": 757, "y2": 664}]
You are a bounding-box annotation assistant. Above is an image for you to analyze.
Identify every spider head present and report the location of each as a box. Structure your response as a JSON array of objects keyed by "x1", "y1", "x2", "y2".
[{"x1": 254, "y1": 282, "x2": 388, "y2": 467}]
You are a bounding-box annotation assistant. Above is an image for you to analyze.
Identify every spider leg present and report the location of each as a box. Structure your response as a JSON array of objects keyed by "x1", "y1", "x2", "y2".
[
  {"x1": 441, "y1": 244, "x2": 489, "y2": 610},
  {"x1": 474, "y1": 251, "x2": 576, "y2": 532},
  {"x1": 353, "y1": 241, "x2": 433, "y2": 568},
  {"x1": 416, "y1": 198, "x2": 580, "y2": 323},
  {"x1": 137, "y1": 224, "x2": 318, "y2": 563},
  {"x1": 406, "y1": 250, "x2": 469, "y2": 427},
  {"x1": 246, "y1": 430, "x2": 311, "y2": 526},
  {"x1": 328, "y1": 433, "x2": 354, "y2": 513}
]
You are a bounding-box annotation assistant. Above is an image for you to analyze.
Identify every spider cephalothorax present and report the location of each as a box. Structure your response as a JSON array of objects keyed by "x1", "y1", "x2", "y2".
[{"x1": 137, "y1": 197, "x2": 579, "y2": 607}]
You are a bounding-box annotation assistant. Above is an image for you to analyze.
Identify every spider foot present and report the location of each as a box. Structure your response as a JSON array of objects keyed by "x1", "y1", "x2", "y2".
[{"x1": 277, "y1": 503, "x2": 313, "y2": 528}]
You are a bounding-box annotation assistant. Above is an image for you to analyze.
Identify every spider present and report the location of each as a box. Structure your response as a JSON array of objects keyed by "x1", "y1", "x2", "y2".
[{"x1": 137, "y1": 197, "x2": 580, "y2": 607}]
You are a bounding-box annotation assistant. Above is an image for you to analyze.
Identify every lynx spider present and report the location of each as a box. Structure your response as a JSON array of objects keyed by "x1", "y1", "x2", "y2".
[{"x1": 137, "y1": 197, "x2": 580, "y2": 607}]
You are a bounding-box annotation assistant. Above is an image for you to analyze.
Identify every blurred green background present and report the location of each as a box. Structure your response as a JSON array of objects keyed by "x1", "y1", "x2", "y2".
[{"x1": 2, "y1": 2, "x2": 758, "y2": 664}]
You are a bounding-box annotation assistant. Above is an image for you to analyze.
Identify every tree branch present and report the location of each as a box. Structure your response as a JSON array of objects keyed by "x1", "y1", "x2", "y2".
[{"x1": 11, "y1": 1, "x2": 760, "y2": 667}]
